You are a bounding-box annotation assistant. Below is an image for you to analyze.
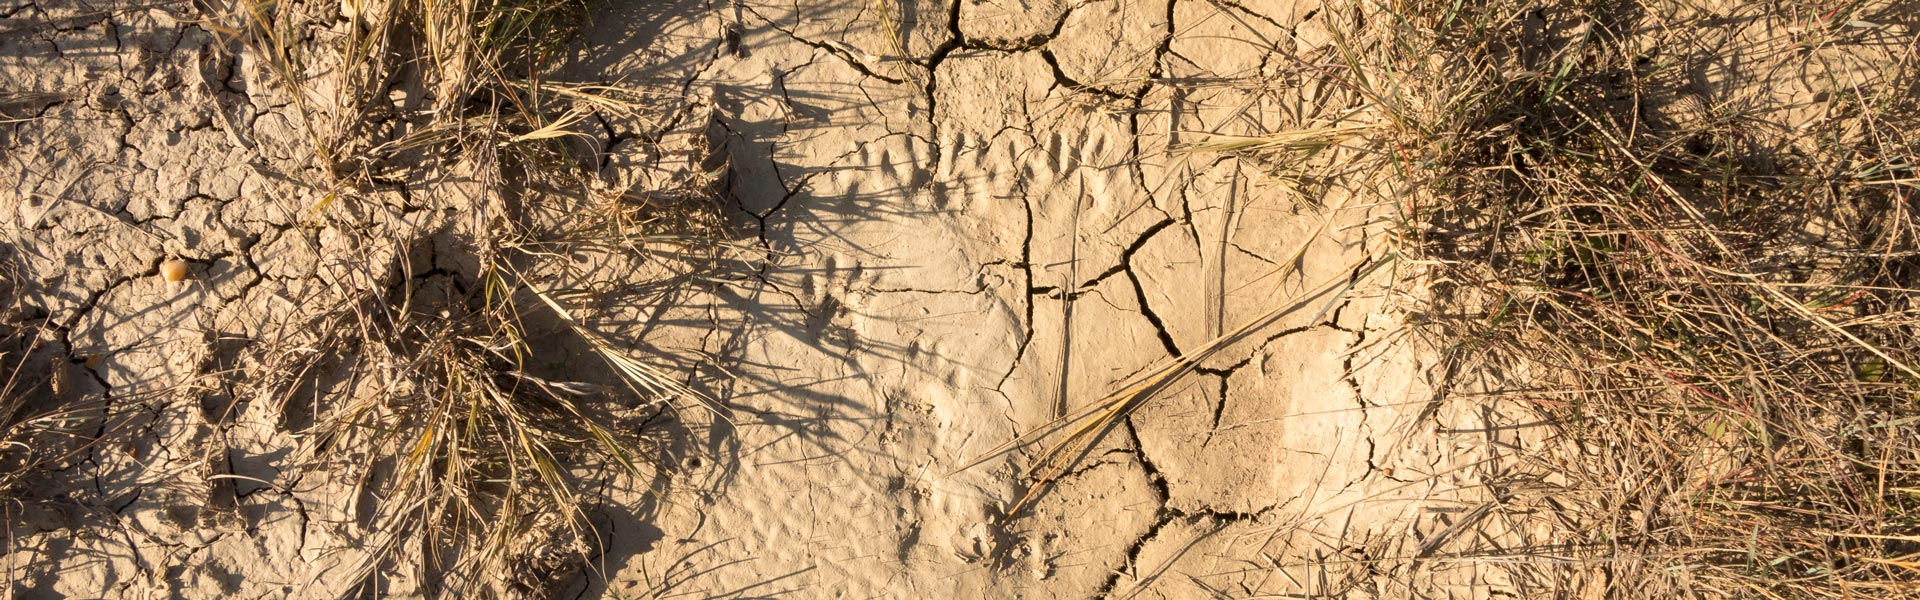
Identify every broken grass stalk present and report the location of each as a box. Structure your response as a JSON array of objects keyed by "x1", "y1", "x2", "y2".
[{"x1": 959, "y1": 251, "x2": 1395, "y2": 519}]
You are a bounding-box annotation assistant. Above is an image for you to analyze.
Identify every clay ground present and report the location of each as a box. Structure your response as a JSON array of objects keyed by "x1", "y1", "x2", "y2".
[{"x1": 2, "y1": 0, "x2": 1546, "y2": 598}]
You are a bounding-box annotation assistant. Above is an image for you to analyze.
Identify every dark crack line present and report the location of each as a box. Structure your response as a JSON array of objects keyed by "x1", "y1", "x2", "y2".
[
  {"x1": 1204, "y1": 372, "x2": 1228, "y2": 447},
  {"x1": 1207, "y1": 0, "x2": 1292, "y2": 31},
  {"x1": 1092, "y1": 418, "x2": 1174, "y2": 597},
  {"x1": 1037, "y1": 48, "x2": 1134, "y2": 103},
  {"x1": 739, "y1": 3, "x2": 908, "y2": 85},
  {"x1": 1118, "y1": 218, "x2": 1183, "y2": 357},
  {"x1": 991, "y1": 176, "x2": 1039, "y2": 397}
]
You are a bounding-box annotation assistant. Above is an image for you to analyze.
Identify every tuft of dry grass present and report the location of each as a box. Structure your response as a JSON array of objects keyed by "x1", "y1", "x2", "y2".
[
  {"x1": 201, "y1": 0, "x2": 731, "y2": 596},
  {"x1": 1211, "y1": 0, "x2": 1920, "y2": 597},
  {"x1": 0, "y1": 248, "x2": 113, "y2": 506},
  {"x1": 0, "y1": 249, "x2": 58, "y2": 497}
]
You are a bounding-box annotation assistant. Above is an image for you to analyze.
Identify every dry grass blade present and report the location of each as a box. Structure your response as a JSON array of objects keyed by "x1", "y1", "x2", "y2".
[
  {"x1": 523, "y1": 280, "x2": 730, "y2": 421},
  {"x1": 967, "y1": 252, "x2": 1393, "y2": 519},
  {"x1": 1180, "y1": 121, "x2": 1380, "y2": 155}
]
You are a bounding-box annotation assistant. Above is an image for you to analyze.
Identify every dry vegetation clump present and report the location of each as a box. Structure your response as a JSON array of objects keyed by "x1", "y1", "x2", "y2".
[
  {"x1": 1249, "y1": 1, "x2": 1920, "y2": 596},
  {"x1": 204, "y1": 0, "x2": 729, "y2": 595},
  {"x1": 0, "y1": 253, "x2": 38, "y2": 491},
  {"x1": 0, "y1": 248, "x2": 74, "y2": 499}
]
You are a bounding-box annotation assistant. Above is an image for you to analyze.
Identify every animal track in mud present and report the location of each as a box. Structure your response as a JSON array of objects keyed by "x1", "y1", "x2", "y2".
[{"x1": 2, "y1": 0, "x2": 1472, "y2": 597}]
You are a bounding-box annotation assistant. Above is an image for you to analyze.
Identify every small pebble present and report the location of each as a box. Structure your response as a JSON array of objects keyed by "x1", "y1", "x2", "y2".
[{"x1": 160, "y1": 258, "x2": 189, "y2": 282}]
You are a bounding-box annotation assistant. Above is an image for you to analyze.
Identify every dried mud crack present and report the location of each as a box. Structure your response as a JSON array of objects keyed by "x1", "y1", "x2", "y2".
[{"x1": 3, "y1": 0, "x2": 1584, "y2": 598}]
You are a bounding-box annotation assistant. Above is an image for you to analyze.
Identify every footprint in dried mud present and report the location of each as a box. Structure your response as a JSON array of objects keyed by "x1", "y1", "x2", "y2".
[
  {"x1": 0, "y1": 0, "x2": 1541, "y2": 597},
  {"x1": 800, "y1": 253, "x2": 871, "y2": 344}
]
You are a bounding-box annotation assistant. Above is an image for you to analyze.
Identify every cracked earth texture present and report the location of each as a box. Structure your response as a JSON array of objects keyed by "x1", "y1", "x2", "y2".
[{"x1": 3, "y1": 0, "x2": 1531, "y2": 597}]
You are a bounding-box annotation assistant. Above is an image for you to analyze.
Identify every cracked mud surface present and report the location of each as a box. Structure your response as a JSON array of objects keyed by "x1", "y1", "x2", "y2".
[
  {"x1": 5, "y1": 0, "x2": 1530, "y2": 597},
  {"x1": 566, "y1": 1, "x2": 1519, "y2": 597}
]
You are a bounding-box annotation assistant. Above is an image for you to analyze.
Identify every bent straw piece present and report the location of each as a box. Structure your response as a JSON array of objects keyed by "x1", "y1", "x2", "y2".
[
  {"x1": 950, "y1": 214, "x2": 1356, "y2": 477},
  {"x1": 999, "y1": 253, "x2": 1396, "y2": 518}
]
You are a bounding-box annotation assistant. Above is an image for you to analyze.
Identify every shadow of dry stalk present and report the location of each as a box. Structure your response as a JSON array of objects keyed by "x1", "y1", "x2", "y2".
[{"x1": 1257, "y1": 1, "x2": 1920, "y2": 597}]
